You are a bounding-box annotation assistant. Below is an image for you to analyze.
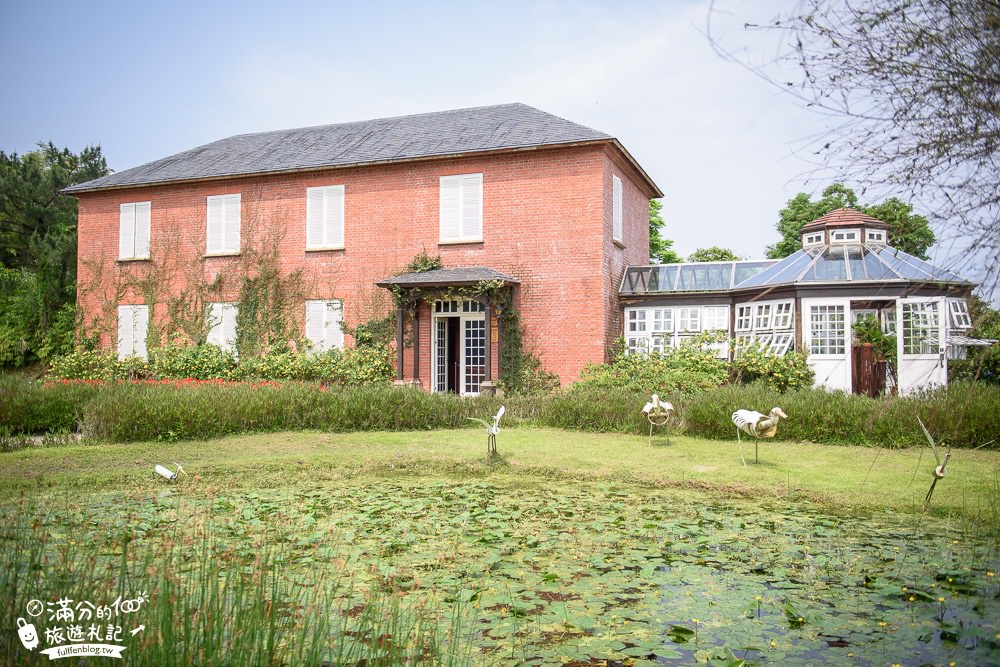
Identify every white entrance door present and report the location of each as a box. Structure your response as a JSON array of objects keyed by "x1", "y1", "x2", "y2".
[
  {"x1": 431, "y1": 304, "x2": 486, "y2": 396},
  {"x1": 897, "y1": 297, "x2": 947, "y2": 394}
]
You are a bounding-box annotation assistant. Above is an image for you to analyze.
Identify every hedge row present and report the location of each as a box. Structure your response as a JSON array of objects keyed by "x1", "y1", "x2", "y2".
[{"x1": 1, "y1": 377, "x2": 997, "y2": 449}]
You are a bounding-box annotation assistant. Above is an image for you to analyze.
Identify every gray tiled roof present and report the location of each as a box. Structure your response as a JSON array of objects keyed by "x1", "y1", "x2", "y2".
[
  {"x1": 376, "y1": 266, "x2": 519, "y2": 287},
  {"x1": 65, "y1": 104, "x2": 613, "y2": 193}
]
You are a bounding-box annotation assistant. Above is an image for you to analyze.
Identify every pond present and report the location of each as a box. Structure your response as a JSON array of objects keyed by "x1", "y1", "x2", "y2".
[{"x1": 5, "y1": 478, "x2": 998, "y2": 665}]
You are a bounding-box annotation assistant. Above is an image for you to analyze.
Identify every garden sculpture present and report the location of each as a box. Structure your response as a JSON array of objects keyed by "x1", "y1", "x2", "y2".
[
  {"x1": 154, "y1": 462, "x2": 187, "y2": 482},
  {"x1": 641, "y1": 394, "x2": 674, "y2": 445},
  {"x1": 468, "y1": 405, "x2": 505, "y2": 457},
  {"x1": 732, "y1": 408, "x2": 787, "y2": 466},
  {"x1": 917, "y1": 417, "x2": 951, "y2": 509}
]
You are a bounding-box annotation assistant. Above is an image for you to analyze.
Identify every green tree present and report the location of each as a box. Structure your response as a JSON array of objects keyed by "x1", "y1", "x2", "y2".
[
  {"x1": 949, "y1": 295, "x2": 1000, "y2": 385},
  {"x1": 0, "y1": 143, "x2": 109, "y2": 366},
  {"x1": 766, "y1": 184, "x2": 936, "y2": 259},
  {"x1": 687, "y1": 246, "x2": 741, "y2": 262},
  {"x1": 649, "y1": 199, "x2": 682, "y2": 263}
]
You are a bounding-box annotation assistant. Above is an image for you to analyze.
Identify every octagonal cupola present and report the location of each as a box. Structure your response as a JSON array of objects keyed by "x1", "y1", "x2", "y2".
[{"x1": 799, "y1": 207, "x2": 891, "y2": 250}]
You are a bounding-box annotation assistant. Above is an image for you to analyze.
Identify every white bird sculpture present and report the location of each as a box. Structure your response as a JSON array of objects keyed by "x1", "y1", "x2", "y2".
[
  {"x1": 641, "y1": 394, "x2": 674, "y2": 445},
  {"x1": 468, "y1": 405, "x2": 505, "y2": 457},
  {"x1": 731, "y1": 408, "x2": 788, "y2": 466},
  {"x1": 154, "y1": 461, "x2": 187, "y2": 482}
]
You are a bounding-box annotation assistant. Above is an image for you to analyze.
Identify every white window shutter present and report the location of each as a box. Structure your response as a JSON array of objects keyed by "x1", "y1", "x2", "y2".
[
  {"x1": 306, "y1": 188, "x2": 325, "y2": 248},
  {"x1": 327, "y1": 186, "x2": 344, "y2": 247},
  {"x1": 207, "y1": 303, "x2": 222, "y2": 347},
  {"x1": 613, "y1": 176, "x2": 623, "y2": 242},
  {"x1": 305, "y1": 301, "x2": 325, "y2": 350},
  {"x1": 135, "y1": 202, "x2": 151, "y2": 258},
  {"x1": 461, "y1": 174, "x2": 482, "y2": 239},
  {"x1": 119, "y1": 204, "x2": 135, "y2": 258},
  {"x1": 207, "y1": 197, "x2": 224, "y2": 253},
  {"x1": 224, "y1": 195, "x2": 240, "y2": 253},
  {"x1": 117, "y1": 305, "x2": 132, "y2": 359},
  {"x1": 440, "y1": 176, "x2": 461, "y2": 240},
  {"x1": 133, "y1": 305, "x2": 149, "y2": 359},
  {"x1": 326, "y1": 301, "x2": 344, "y2": 349},
  {"x1": 222, "y1": 304, "x2": 238, "y2": 352}
]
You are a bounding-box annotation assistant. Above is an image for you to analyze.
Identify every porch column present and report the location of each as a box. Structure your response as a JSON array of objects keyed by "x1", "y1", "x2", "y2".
[
  {"x1": 395, "y1": 306, "x2": 404, "y2": 381},
  {"x1": 411, "y1": 305, "x2": 420, "y2": 382},
  {"x1": 484, "y1": 304, "x2": 492, "y2": 381}
]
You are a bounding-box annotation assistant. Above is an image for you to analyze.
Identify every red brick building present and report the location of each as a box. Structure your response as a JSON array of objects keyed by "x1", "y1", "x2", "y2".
[{"x1": 67, "y1": 104, "x2": 661, "y2": 393}]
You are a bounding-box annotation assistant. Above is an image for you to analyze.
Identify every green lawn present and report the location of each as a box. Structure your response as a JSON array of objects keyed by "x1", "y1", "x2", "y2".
[
  {"x1": 2, "y1": 428, "x2": 997, "y2": 517},
  {"x1": 2, "y1": 430, "x2": 998, "y2": 666}
]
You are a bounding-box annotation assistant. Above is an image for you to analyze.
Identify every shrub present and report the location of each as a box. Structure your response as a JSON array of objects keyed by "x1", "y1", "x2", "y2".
[
  {"x1": 730, "y1": 343, "x2": 814, "y2": 391},
  {"x1": 0, "y1": 376, "x2": 100, "y2": 434},
  {"x1": 149, "y1": 344, "x2": 238, "y2": 380}
]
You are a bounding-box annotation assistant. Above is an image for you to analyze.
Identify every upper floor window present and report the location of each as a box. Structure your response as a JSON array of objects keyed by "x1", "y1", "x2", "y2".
[
  {"x1": 207, "y1": 194, "x2": 241, "y2": 255},
  {"x1": 753, "y1": 303, "x2": 773, "y2": 330},
  {"x1": 803, "y1": 232, "x2": 824, "y2": 246},
  {"x1": 948, "y1": 299, "x2": 972, "y2": 329},
  {"x1": 207, "y1": 302, "x2": 238, "y2": 353},
  {"x1": 119, "y1": 202, "x2": 151, "y2": 259},
  {"x1": 117, "y1": 304, "x2": 149, "y2": 360},
  {"x1": 772, "y1": 301, "x2": 794, "y2": 329},
  {"x1": 677, "y1": 307, "x2": 701, "y2": 332},
  {"x1": 866, "y1": 230, "x2": 886, "y2": 244},
  {"x1": 626, "y1": 308, "x2": 647, "y2": 333},
  {"x1": 830, "y1": 229, "x2": 859, "y2": 244},
  {"x1": 736, "y1": 305, "x2": 753, "y2": 332},
  {"x1": 305, "y1": 300, "x2": 344, "y2": 351},
  {"x1": 306, "y1": 185, "x2": 345, "y2": 249},
  {"x1": 612, "y1": 176, "x2": 623, "y2": 244},
  {"x1": 440, "y1": 174, "x2": 482, "y2": 243},
  {"x1": 651, "y1": 308, "x2": 673, "y2": 333}
]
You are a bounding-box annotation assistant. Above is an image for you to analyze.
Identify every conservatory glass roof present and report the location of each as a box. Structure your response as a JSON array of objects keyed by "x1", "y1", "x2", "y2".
[
  {"x1": 734, "y1": 245, "x2": 971, "y2": 289},
  {"x1": 620, "y1": 261, "x2": 776, "y2": 295}
]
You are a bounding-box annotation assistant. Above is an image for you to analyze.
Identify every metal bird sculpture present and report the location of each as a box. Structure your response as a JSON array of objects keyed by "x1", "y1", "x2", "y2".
[
  {"x1": 917, "y1": 416, "x2": 951, "y2": 509},
  {"x1": 731, "y1": 408, "x2": 788, "y2": 466},
  {"x1": 468, "y1": 405, "x2": 505, "y2": 457},
  {"x1": 641, "y1": 394, "x2": 674, "y2": 445}
]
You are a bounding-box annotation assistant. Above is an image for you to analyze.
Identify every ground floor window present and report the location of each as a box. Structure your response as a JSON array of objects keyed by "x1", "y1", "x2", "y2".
[
  {"x1": 117, "y1": 304, "x2": 149, "y2": 360},
  {"x1": 809, "y1": 304, "x2": 846, "y2": 355},
  {"x1": 207, "y1": 302, "x2": 238, "y2": 353},
  {"x1": 305, "y1": 300, "x2": 344, "y2": 352}
]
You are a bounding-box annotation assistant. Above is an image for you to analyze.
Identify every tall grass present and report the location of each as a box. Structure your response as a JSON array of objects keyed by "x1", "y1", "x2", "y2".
[
  {"x1": 0, "y1": 500, "x2": 472, "y2": 666},
  {"x1": 2, "y1": 376, "x2": 998, "y2": 449}
]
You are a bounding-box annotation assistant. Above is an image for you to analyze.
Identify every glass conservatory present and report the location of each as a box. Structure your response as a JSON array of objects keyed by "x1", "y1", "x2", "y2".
[{"x1": 620, "y1": 208, "x2": 987, "y2": 395}]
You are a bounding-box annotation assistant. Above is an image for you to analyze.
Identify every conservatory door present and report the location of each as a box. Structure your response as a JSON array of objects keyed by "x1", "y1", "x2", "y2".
[
  {"x1": 803, "y1": 298, "x2": 852, "y2": 391},
  {"x1": 896, "y1": 297, "x2": 946, "y2": 394},
  {"x1": 432, "y1": 312, "x2": 486, "y2": 396}
]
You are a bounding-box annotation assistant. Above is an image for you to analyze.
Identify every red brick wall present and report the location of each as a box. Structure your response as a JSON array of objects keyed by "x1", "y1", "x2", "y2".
[{"x1": 76, "y1": 143, "x2": 656, "y2": 385}]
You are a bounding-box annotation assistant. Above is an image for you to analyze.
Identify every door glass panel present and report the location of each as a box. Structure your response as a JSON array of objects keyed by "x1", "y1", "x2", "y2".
[
  {"x1": 435, "y1": 319, "x2": 448, "y2": 392},
  {"x1": 463, "y1": 319, "x2": 485, "y2": 395},
  {"x1": 902, "y1": 301, "x2": 939, "y2": 354}
]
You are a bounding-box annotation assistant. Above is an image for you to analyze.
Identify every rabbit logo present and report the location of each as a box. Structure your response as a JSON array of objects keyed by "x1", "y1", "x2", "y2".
[{"x1": 17, "y1": 617, "x2": 39, "y2": 651}]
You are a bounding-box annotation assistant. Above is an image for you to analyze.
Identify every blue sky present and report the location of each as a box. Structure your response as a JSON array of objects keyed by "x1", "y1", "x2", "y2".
[{"x1": 0, "y1": 0, "x2": 979, "y2": 281}]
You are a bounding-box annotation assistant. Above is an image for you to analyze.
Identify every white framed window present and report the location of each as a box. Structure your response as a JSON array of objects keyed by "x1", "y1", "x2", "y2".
[
  {"x1": 626, "y1": 336, "x2": 648, "y2": 355},
  {"x1": 117, "y1": 305, "x2": 149, "y2": 360},
  {"x1": 948, "y1": 299, "x2": 972, "y2": 329},
  {"x1": 753, "y1": 304, "x2": 773, "y2": 330},
  {"x1": 770, "y1": 332, "x2": 794, "y2": 356},
  {"x1": 866, "y1": 230, "x2": 886, "y2": 244},
  {"x1": 306, "y1": 185, "x2": 345, "y2": 249},
  {"x1": 305, "y1": 300, "x2": 344, "y2": 352},
  {"x1": 881, "y1": 307, "x2": 897, "y2": 335},
  {"x1": 207, "y1": 194, "x2": 241, "y2": 254},
  {"x1": 651, "y1": 308, "x2": 673, "y2": 333},
  {"x1": 772, "y1": 302, "x2": 794, "y2": 329},
  {"x1": 650, "y1": 334, "x2": 673, "y2": 355},
  {"x1": 440, "y1": 174, "x2": 483, "y2": 242},
  {"x1": 627, "y1": 309, "x2": 647, "y2": 333},
  {"x1": 803, "y1": 232, "x2": 824, "y2": 246},
  {"x1": 736, "y1": 305, "x2": 753, "y2": 332},
  {"x1": 830, "y1": 229, "x2": 859, "y2": 243},
  {"x1": 703, "y1": 306, "x2": 729, "y2": 331},
  {"x1": 809, "y1": 304, "x2": 846, "y2": 355},
  {"x1": 677, "y1": 307, "x2": 701, "y2": 332},
  {"x1": 612, "y1": 175, "x2": 623, "y2": 244},
  {"x1": 119, "y1": 202, "x2": 151, "y2": 260},
  {"x1": 207, "y1": 302, "x2": 238, "y2": 353}
]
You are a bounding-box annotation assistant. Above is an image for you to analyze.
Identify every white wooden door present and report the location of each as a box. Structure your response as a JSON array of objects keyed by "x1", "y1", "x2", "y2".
[{"x1": 896, "y1": 297, "x2": 947, "y2": 394}]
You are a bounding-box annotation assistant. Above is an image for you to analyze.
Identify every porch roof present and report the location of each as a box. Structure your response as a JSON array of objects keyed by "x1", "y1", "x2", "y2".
[{"x1": 376, "y1": 266, "x2": 519, "y2": 289}]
